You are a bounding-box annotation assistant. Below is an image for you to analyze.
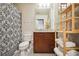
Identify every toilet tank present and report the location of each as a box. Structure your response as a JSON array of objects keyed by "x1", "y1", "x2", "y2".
[{"x1": 23, "y1": 33, "x2": 33, "y2": 42}]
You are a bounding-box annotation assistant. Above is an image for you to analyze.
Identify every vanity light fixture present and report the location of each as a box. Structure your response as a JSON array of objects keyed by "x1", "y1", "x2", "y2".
[{"x1": 38, "y1": 3, "x2": 50, "y2": 9}]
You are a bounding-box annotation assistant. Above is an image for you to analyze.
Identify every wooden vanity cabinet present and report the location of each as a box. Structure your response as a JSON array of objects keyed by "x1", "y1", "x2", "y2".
[{"x1": 33, "y1": 32, "x2": 55, "y2": 53}]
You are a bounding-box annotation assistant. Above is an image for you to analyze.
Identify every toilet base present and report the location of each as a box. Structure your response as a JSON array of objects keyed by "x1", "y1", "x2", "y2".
[{"x1": 21, "y1": 50, "x2": 28, "y2": 56}]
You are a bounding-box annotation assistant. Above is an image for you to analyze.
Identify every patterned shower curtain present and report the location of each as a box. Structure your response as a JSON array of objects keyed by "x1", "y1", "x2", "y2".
[{"x1": 0, "y1": 3, "x2": 22, "y2": 56}]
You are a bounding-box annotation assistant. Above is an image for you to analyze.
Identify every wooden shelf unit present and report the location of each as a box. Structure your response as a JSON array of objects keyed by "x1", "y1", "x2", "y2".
[{"x1": 55, "y1": 3, "x2": 79, "y2": 56}]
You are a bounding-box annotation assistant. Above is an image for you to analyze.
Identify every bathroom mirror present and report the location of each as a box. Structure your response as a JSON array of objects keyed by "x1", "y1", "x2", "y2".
[{"x1": 35, "y1": 3, "x2": 51, "y2": 31}]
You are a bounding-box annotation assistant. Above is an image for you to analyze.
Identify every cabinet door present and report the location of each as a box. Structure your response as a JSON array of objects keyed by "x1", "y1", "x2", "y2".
[{"x1": 34, "y1": 32, "x2": 55, "y2": 53}]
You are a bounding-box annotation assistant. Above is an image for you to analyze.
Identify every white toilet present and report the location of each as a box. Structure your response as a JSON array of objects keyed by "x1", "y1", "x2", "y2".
[
  {"x1": 19, "y1": 41, "x2": 29, "y2": 56},
  {"x1": 19, "y1": 33, "x2": 32, "y2": 56}
]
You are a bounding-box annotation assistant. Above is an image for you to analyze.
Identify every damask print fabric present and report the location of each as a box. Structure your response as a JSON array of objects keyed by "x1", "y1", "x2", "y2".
[{"x1": 0, "y1": 3, "x2": 22, "y2": 56}]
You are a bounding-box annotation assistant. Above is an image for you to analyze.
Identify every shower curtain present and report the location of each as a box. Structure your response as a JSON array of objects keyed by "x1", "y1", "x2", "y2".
[{"x1": 0, "y1": 3, "x2": 22, "y2": 56}]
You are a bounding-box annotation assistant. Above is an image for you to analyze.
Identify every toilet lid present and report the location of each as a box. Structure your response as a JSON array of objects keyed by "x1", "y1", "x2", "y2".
[{"x1": 19, "y1": 41, "x2": 29, "y2": 47}]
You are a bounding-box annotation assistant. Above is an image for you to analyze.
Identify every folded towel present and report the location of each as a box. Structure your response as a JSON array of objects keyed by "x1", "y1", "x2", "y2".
[
  {"x1": 66, "y1": 42, "x2": 76, "y2": 47},
  {"x1": 54, "y1": 47, "x2": 63, "y2": 56},
  {"x1": 56, "y1": 39, "x2": 76, "y2": 47},
  {"x1": 66, "y1": 50, "x2": 78, "y2": 56},
  {"x1": 56, "y1": 39, "x2": 63, "y2": 47}
]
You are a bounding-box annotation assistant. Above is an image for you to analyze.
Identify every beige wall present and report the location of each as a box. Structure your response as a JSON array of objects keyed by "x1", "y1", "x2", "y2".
[{"x1": 15, "y1": 3, "x2": 36, "y2": 34}]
